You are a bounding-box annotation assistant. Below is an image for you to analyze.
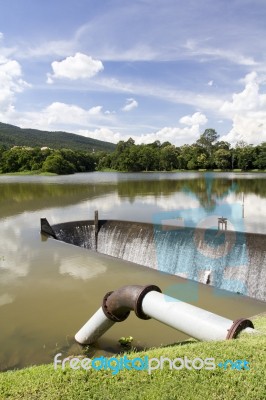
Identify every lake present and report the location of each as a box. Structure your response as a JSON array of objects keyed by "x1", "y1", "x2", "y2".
[{"x1": 1, "y1": 171, "x2": 266, "y2": 371}]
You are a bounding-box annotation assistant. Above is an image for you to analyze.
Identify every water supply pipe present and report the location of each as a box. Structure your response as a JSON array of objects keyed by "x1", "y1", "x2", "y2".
[{"x1": 75, "y1": 284, "x2": 254, "y2": 344}]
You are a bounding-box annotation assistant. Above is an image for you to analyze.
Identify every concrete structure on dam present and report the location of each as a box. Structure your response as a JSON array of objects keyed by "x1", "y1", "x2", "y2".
[{"x1": 41, "y1": 215, "x2": 266, "y2": 302}]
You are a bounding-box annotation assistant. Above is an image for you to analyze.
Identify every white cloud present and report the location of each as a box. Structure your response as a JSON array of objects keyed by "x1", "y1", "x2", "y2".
[
  {"x1": 220, "y1": 71, "x2": 266, "y2": 144},
  {"x1": 44, "y1": 102, "x2": 102, "y2": 124},
  {"x1": 179, "y1": 112, "x2": 208, "y2": 126},
  {"x1": 122, "y1": 98, "x2": 138, "y2": 112},
  {"x1": 47, "y1": 52, "x2": 104, "y2": 83},
  {"x1": 184, "y1": 39, "x2": 257, "y2": 66},
  {"x1": 220, "y1": 73, "x2": 262, "y2": 117},
  {"x1": 2, "y1": 101, "x2": 116, "y2": 133},
  {"x1": 0, "y1": 58, "x2": 30, "y2": 114},
  {"x1": 77, "y1": 119, "x2": 204, "y2": 146},
  {"x1": 77, "y1": 127, "x2": 123, "y2": 143},
  {"x1": 23, "y1": 39, "x2": 75, "y2": 59},
  {"x1": 13, "y1": 106, "x2": 206, "y2": 146},
  {"x1": 97, "y1": 77, "x2": 224, "y2": 111},
  {"x1": 135, "y1": 124, "x2": 203, "y2": 146}
]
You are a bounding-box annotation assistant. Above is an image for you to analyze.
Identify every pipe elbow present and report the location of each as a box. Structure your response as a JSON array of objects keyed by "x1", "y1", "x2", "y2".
[{"x1": 102, "y1": 284, "x2": 161, "y2": 322}]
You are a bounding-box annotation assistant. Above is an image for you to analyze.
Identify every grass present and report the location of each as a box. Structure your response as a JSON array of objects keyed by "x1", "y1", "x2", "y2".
[
  {"x1": 0, "y1": 315, "x2": 265, "y2": 400},
  {"x1": 0, "y1": 170, "x2": 57, "y2": 176},
  {"x1": 96, "y1": 168, "x2": 118, "y2": 172}
]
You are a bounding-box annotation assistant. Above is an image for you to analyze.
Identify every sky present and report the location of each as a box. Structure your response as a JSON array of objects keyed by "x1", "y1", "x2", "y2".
[{"x1": 0, "y1": 0, "x2": 266, "y2": 146}]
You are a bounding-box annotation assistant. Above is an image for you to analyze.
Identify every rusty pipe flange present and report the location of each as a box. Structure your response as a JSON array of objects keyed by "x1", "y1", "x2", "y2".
[
  {"x1": 102, "y1": 285, "x2": 162, "y2": 323},
  {"x1": 102, "y1": 291, "x2": 131, "y2": 322},
  {"x1": 134, "y1": 284, "x2": 162, "y2": 319},
  {"x1": 226, "y1": 318, "x2": 254, "y2": 340}
]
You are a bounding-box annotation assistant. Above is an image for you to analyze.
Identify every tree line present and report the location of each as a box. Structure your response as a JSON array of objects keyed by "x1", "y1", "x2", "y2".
[
  {"x1": 0, "y1": 129, "x2": 266, "y2": 174},
  {"x1": 0, "y1": 147, "x2": 97, "y2": 174},
  {"x1": 98, "y1": 129, "x2": 266, "y2": 171}
]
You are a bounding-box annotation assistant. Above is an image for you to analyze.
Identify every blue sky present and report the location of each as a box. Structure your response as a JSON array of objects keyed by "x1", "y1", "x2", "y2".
[{"x1": 0, "y1": 0, "x2": 266, "y2": 146}]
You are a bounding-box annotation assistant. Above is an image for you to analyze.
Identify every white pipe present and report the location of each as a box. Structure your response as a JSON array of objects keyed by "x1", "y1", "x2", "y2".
[
  {"x1": 75, "y1": 307, "x2": 115, "y2": 344},
  {"x1": 142, "y1": 291, "x2": 234, "y2": 341},
  {"x1": 75, "y1": 286, "x2": 254, "y2": 345}
]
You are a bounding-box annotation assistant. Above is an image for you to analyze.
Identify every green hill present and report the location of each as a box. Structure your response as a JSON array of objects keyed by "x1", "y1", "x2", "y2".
[{"x1": 0, "y1": 122, "x2": 116, "y2": 152}]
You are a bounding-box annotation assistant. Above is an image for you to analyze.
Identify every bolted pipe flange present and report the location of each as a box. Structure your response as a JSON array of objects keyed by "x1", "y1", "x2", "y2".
[
  {"x1": 76, "y1": 284, "x2": 257, "y2": 345},
  {"x1": 101, "y1": 284, "x2": 162, "y2": 322},
  {"x1": 226, "y1": 318, "x2": 254, "y2": 339},
  {"x1": 134, "y1": 284, "x2": 162, "y2": 319},
  {"x1": 102, "y1": 291, "x2": 130, "y2": 322}
]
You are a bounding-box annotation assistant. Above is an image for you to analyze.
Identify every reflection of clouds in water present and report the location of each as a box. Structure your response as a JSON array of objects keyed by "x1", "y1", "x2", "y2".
[
  {"x1": 44, "y1": 193, "x2": 122, "y2": 224},
  {"x1": 135, "y1": 193, "x2": 199, "y2": 211},
  {"x1": 45, "y1": 192, "x2": 200, "y2": 224},
  {"x1": 0, "y1": 293, "x2": 15, "y2": 307},
  {"x1": 152, "y1": 193, "x2": 266, "y2": 234},
  {"x1": 0, "y1": 229, "x2": 31, "y2": 284},
  {"x1": 221, "y1": 193, "x2": 266, "y2": 233},
  {"x1": 0, "y1": 212, "x2": 42, "y2": 284},
  {"x1": 59, "y1": 259, "x2": 106, "y2": 280}
]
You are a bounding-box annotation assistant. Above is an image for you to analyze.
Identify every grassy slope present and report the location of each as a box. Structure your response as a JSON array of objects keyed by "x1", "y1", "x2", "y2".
[
  {"x1": 0, "y1": 315, "x2": 265, "y2": 400},
  {"x1": 0, "y1": 122, "x2": 116, "y2": 152}
]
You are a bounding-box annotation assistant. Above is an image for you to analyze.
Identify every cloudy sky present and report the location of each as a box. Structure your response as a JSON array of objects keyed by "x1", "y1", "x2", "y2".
[{"x1": 0, "y1": 0, "x2": 266, "y2": 146}]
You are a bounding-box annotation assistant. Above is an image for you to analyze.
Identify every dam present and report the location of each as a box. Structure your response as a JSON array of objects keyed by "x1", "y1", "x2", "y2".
[{"x1": 41, "y1": 216, "x2": 266, "y2": 303}]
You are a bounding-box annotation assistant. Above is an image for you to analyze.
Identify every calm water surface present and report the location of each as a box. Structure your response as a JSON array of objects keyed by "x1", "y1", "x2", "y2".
[{"x1": 1, "y1": 172, "x2": 266, "y2": 371}]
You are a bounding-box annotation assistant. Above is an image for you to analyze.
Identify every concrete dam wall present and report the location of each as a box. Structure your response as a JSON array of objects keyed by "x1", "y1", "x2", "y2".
[{"x1": 48, "y1": 219, "x2": 266, "y2": 302}]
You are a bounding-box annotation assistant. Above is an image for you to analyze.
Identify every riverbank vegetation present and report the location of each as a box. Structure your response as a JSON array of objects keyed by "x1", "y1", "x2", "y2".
[
  {"x1": 98, "y1": 129, "x2": 266, "y2": 172},
  {"x1": 0, "y1": 315, "x2": 265, "y2": 399},
  {"x1": 0, "y1": 147, "x2": 97, "y2": 175},
  {"x1": 0, "y1": 129, "x2": 266, "y2": 174}
]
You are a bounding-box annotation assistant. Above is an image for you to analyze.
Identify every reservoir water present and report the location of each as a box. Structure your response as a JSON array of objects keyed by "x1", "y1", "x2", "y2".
[{"x1": 1, "y1": 171, "x2": 266, "y2": 371}]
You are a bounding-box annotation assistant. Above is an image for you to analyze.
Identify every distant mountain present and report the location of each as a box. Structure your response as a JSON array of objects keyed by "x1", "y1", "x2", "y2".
[{"x1": 0, "y1": 122, "x2": 116, "y2": 152}]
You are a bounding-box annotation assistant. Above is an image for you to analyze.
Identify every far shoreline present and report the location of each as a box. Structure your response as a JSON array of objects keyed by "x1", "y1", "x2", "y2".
[{"x1": 1, "y1": 168, "x2": 266, "y2": 176}]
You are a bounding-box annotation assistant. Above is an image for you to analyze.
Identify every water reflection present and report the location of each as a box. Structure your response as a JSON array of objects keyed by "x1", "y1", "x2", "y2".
[
  {"x1": 0, "y1": 293, "x2": 15, "y2": 307},
  {"x1": 0, "y1": 172, "x2": 266, "y2": 371},
  {"x1": 1, "y1": 173, "x2": 266, "y2": 217},
  {"x1": 59, "y1": 256, "x2": 107, "y2": 280}
]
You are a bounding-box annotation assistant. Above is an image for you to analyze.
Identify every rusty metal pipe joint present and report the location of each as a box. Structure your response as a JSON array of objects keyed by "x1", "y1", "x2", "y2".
[
  {"x1": 102, "y1": 284, "x2": 162, "y2": 322},
  {"x1": 75, "y1": 284, "x2": 255, "y2": 345}
]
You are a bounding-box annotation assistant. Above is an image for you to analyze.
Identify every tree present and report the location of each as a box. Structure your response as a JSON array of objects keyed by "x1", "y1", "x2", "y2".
[
  {"x1": 253, "y1": 143, "x2": 266, "y2": 169},
  {"x1": 196, "y1": 129, "x2": 219, "y2": 167},
  {"x1": 197, "y1": 153, "x2": 208, "y2": 169},
  {"x1": 214, "y1": 141, "x2": 230, "y2": 151},
  {"x1": 160, "y1": 145, "x2": 178, "y2": 170},
  {"x1": 187, "y1": 159, "x2": 197, "y2": 170},
  {"x1": 138, "y1": 145, "x2": 159, "y2": 171},
  {"x1": 214, "y1": 149, "x2": 231, "y2": 170},
  {"x1": 197, "y1": 129, "x2": 219, "y2": 148},
  {"x1": 235, "y1": 142, "x2": 255, "y2": 170},
  {"x1": 147, "y1": 140, "x2": 161, "y2": 149},
  {"x1": 0, "y1": 148, "x2": 20, "y2": 172},
  {"x1": 42, "y1": 153, "x2": 75, "y2": 174}
]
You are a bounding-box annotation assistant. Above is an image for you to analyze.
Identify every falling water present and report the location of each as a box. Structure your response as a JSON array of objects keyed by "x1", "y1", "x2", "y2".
[
  {"x1": 51, "y1": 220, "x2": 266, "y2": 302},
  {"x1": 53, "y1": 221, "x2": 96, "y2": 250}
]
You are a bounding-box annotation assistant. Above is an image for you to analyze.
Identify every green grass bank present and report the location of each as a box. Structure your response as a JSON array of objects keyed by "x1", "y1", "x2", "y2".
[{"x1": 0, "y1": 315, "x2": 266, "y2": 400}]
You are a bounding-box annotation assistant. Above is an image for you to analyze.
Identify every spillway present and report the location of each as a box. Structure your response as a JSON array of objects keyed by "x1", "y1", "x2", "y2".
[{"x1": 42, "y1": 218, "x2": 266, "y2": 302}]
